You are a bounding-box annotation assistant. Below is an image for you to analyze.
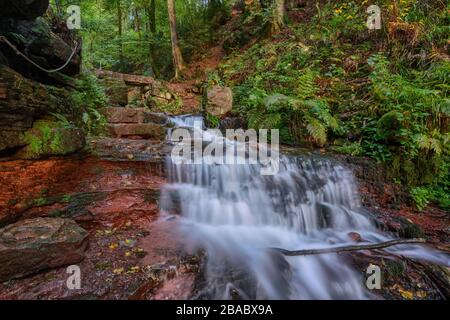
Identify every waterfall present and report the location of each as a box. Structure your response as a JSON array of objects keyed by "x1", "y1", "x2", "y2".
[{"x1": 161, "y1": 115, "x2": 450, "y2": 300}]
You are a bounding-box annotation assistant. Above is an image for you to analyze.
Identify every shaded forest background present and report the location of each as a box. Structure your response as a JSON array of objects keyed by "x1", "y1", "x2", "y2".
[{"x1": 46, "y1": 0, "x2": 449, "y2": 211}]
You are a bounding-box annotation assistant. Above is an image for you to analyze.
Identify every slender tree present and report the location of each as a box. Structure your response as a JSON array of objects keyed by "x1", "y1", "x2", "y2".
[
  {"x1": 167, "y1": 0, "x2": 185, "y2": 78},
  {"x1": 116, "y1": 0, "x2": 124, "y2": 70},
  {"x1": 271, "y1": 0, "x2": 286, "y2": 34},
  {"x1": 149, "y1": 0, "x2": 156, "y2": 33}
]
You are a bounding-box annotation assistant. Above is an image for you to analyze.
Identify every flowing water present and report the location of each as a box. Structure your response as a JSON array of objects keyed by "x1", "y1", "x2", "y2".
[{"x1": 161, "y1": 115, "x2": 449, "y2": 300}]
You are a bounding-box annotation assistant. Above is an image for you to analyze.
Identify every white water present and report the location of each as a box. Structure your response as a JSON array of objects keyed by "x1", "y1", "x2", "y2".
[{"x1": 161, "y1": 115, "x2": 450, "y2": 300}]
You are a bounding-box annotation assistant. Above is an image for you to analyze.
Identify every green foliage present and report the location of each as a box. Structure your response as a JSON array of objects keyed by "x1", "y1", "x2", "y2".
[
  {"x1": 215, "y1": 1, "x2": 449, "y2": 211},
  {"x1": 206, "y1": 113, "x2": 220, "y2": 128},
  {"x1": 55, "y1": 0, "x2": 232, "y2": 77},
  {"x1": 71, "y1": 73, "x2": 108, "y2": 135},
  {"x1": 332, "y1": 142, "x2": 363, "y2": 156},
  {"x1": 222, "y1": 38, "x2": 339, "y2": 146},
  {"x1": 22, "y1": 120, "x2": 81, "y2": 158},
  {"x1": 410, "y1": 187, "x2": 431, "y2": 211}
]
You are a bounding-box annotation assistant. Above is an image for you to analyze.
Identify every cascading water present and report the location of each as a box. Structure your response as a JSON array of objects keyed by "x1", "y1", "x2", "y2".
[{"x1": 161, "y1": 115, "x2": 449, "y2": 300}]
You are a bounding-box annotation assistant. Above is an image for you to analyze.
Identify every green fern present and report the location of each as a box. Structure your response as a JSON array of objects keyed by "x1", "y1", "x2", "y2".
[
  {"x1": 296, "y1": 69, "x2": 317, "y2": 100},
  {"x1": 306, "y1": 116, "x2": 327, "y2": 146}
]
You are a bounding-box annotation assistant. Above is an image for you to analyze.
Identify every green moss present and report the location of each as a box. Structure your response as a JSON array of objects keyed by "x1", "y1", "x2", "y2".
[
  {"x1": 384, "y1": 259, "x2": 406, "y2": 278},
  {"x1": 402, "y1": 223, "x2": 425, "y2": 239},
  {"x1": 20, "y1": 119, "x2": 84, "y2": 159},
  {"x1": 34, "y1": 197, "x2": 48, "y2": 207},
  {"x1": 22, "y1": 120, "x2": 59, "y2": 158}
]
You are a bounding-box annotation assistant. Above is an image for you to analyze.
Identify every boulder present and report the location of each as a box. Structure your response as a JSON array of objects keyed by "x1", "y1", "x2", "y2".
[
  {"x1": 15, "y1": 120, "x2": 85, "y2": 159},
  {"x1": 0, "y1": 0, "x2": 49, "y2": 20},
  {"x1": 0, "y1": 218, "x2": 88, "y2": 282},
  {"x1": 0, "y1": 17, "x2": 81, "y2": 83},
  {"x1": 0, "y1": 65, "x2": 83, "y2": 155},
  {"x1": 207, "y1": 86, "x2": 233, "y2": 117},
  {"x1": 219, "y1": 117, "x2": 246, "y2": 132}
]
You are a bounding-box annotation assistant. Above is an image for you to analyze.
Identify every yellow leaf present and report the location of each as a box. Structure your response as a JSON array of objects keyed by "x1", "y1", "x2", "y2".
[
  {"x1": 109, "y1": 243, "x2": 119, "y2": 250},
  {"x1": 125, "y1": 251, "x2": 132, "y2": 257},
  {"x1": 113, "y1": 268, "x2": 124, "y2": 275},
  {"x1": 127, "y1": 266, "x2": 140, "y2": 274},
  {"x1": 398, "y1": 288, "x2": 414, "y2": 300}
]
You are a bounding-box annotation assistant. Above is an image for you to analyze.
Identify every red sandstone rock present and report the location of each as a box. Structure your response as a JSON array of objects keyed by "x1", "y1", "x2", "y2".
[
  {"x1": 0, "y1": 217, "x2": 88, "y2": 282},
  {"x1": 102, "y1": 107, "x2": 145, "y2": 124},
  {"x1": 207, "y1": 86, "x2": 233, "y2": 117},
  {"x1": 106, "y1": 123, "x2": 166, "y2": 140},
  {"x1": 348, "y1": 232, "x2": 362, "y2": 243},
  {"x1": 102, "y1": 107, "x2": 168, "y2": 125}
]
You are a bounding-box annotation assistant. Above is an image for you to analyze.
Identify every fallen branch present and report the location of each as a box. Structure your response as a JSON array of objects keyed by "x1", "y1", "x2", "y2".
[{"x1": 270, "y1": 239, "x2": 427, "y2": 256}]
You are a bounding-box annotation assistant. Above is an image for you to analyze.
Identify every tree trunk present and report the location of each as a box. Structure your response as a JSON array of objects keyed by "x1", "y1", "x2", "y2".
[
  {"x1": 149, "y1": 0, "x2": 156, "y2": 33},
  {"x1": 145, "y1": 0, "x2": 159, "y2": 77},
  {"x1": 167, "y1": 0, "x2": 184, "y2": 79},
  {"x1": 134, "y1": 8, "x2": 142, "y2": 40},
  {"x1": 117, "y1": 0, "x2": 124, "y2": 70},
  {"x1": 271, "y1": 0, "x2": 285, "y2": 34}
]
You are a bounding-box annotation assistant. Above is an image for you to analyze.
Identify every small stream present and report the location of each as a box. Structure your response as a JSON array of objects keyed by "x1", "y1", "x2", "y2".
[{"x1": 161, "y1": 115, "x2": 449, "y2": 300}]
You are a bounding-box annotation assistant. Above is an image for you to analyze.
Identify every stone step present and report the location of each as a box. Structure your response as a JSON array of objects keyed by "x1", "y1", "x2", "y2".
[
  {"x1": 106, "y1": 123, "x2": 166, "y2": 140},
  {"x1": 102, "y1": 107, "x2": 168, "y2": 125},
  {"x1": 90, "y1": 137, "x2": 171, "y2": 162}
]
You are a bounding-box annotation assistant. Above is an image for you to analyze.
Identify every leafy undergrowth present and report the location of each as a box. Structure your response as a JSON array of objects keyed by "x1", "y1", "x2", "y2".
[{"x1": 215, "y1": 0, "x2": 449, "y2": 212}]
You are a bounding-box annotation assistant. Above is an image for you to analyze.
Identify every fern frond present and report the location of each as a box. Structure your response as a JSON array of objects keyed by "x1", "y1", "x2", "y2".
[
  {"x1": 306, "y1": 117, "x2": 327, "y2": 146},
  {"x1": 261, "y1": 113, "x2": 282, "y2": 129},
  {"x1": 296, "y1": 69, "x2": 317, "y2": 100}
]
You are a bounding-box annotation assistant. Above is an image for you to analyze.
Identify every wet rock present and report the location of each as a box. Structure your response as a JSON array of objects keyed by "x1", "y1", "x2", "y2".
[
  {"x1": 206, "y1": 86, "x2": 233, "y2": 117},
  {"x1": 348, "y1": 232, "x2": 362, "y2": 243},
  {"x1": 106, "y1": 123, "x2": 166, "y2": 140},
  {"x1": 89, "y1": 137, "x2": 169, "y2": 162},
  {"x1": 219, "y1": 117, "x2": 246, "y2": 131},
  {"x1": 14, "y1": 120, "x2": 85, "y2": 159},
  {"x1": 0, "y1": 0, "x2": 49, "y2": 20},
  {"x1": 0, "y1": 217, "x2": 88, "y2": 282}
]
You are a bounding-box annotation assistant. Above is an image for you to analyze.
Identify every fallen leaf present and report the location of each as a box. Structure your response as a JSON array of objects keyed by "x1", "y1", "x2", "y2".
[
  {"x1": 127, "y1": 266, "x2": 140, "y2": 274},
  {"x1": 109, "y1": 243, "x2": 119, "y2": 250},
  {"x1": 113, "y1": 268, "x2": 124, "y2": 275}
]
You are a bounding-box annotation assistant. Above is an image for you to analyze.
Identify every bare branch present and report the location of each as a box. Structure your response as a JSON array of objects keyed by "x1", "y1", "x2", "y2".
[{"x1": 270, "y1": 239, "x2": 427, "y2": 256}]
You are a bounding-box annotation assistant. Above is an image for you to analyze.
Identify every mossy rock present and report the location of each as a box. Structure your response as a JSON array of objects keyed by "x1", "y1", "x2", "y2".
[
  {"x1": 98, "y1": 78, "x2": 129, "y2": 107},
  {"x1": 17, "y1": 120, "x2": 85, "y2": 159}
]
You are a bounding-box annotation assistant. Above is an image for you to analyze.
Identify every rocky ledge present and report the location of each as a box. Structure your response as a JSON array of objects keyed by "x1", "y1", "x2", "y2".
[{"x1": 0, "y1": 217, "x2": 88, "y2": 282}]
